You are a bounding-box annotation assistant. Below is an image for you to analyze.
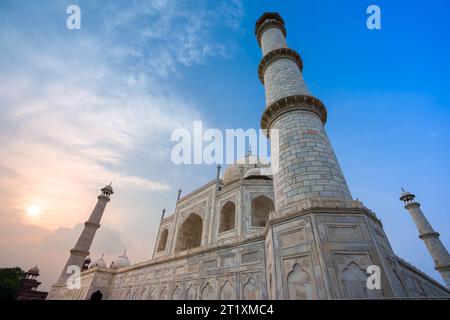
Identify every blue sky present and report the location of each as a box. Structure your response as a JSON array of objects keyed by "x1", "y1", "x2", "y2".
[{"x1": 0, "y1": 0, "x2": 449, "y2": 290}]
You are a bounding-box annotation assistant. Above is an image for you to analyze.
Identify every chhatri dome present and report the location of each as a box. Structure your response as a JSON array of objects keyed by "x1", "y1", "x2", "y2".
[
  {"x1": 221, "y1": 154, "x2": 271, "y2": 186},
  {"x1": 110, "y1": 250, "x2": 131, "y2": 269},
  {"x1": 90, "y1": 254, "x2": 107, "y2": 269},
  {"x1": 101, "y1": 183, "x2": 114, "y2": 194},
  {"x1": 27, "y1": 265, "x2": 39, "y2": 275}
]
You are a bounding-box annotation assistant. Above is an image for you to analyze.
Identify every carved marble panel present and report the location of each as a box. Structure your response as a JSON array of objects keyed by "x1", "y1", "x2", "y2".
[
  {"x1": 241, "y1": 250, "x2": 260, "y2": 264},
  {"x1": 325, "y1": 224, "x2": 363, "y2": 243},
  {"x1": 282, "y1": 255, "x2": 317, "y2": 300},
  {"x1": 278, "y1": 227, "x2": 308, "y2": 248}
]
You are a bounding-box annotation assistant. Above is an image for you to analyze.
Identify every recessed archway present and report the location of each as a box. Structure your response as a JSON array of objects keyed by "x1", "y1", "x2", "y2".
[
  {"x1": 157, "y1": 229, "x2": 168, "y2": 252},
  {"x1": 175, "y1": 213, "x2": 203, "y2": 252},
  {"x1": 219, "y1": 201, "x2": 235, "y2": 233},
  {"x1": 251, "y1": 195, "x2": 274, "y2": 227},
  {"x1": 90, "y1": 290, "x2": 103, "y2": 300}
]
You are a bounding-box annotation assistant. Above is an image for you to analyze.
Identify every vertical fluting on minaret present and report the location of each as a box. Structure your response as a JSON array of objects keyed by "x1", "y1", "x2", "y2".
[
  {"x1": 56, "y1": 184, "x2": 113, "y2": 285},
  {"x1": 255, "y1": 13, "x2": 352, "y2": 212},
  {"x1": 400, "y1": 190, "x2": 450, "y2": 287}
]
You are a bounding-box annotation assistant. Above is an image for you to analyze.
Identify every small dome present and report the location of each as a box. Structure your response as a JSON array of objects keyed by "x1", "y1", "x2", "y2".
[
  {"x1": 101, "y1": 183, "x2": 114, "y2": 194},
  {"x1": 110, "y1": 250, "x2": 131, "y2": 269},
  {"x1": 222, "y1": 155, "x2": 269, "y2": 185},
  {"x1": 399, "y1": 188, "x2": 415, "y2": 201},
  {"x1": 90, "y1": 254, "x2": 107, "y2": 269},
  {"x1": 27, "y1": 265, "x2": 39, "y2": 275}
]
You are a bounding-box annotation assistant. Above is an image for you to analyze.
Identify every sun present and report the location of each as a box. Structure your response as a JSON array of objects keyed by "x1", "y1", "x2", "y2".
[{"x1": 26, "y1": 205, "x2": 41, "y2": 217}]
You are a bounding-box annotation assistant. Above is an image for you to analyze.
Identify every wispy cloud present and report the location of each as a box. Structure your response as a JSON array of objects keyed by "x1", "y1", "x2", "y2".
[{"x1": 0, "y1": 0, "x2": 245, "y2": 285}]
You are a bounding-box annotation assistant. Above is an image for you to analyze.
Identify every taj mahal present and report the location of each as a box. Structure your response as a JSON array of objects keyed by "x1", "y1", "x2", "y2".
[{"x1": 47, "y1": 13, "x2": 450, "y2": 300}]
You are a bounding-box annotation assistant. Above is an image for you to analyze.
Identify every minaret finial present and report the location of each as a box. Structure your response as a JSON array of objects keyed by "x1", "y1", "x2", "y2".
[{"x1": 177, "y1": 188, "x2": 182, "y2": 201}]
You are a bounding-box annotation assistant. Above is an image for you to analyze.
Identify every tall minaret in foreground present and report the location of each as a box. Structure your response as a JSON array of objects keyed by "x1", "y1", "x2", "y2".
[
  {"x1": 255, "y1": 13, "x2": 352, "y2": 213},
  {"x1": 400, "y1": 189, "x2": 450, "y2": 287},
  {"x1": 55, "y1": 183, "x2": 113, "y2": 285}
]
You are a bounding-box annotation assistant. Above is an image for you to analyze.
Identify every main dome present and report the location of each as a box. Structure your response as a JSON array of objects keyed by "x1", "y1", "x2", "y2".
[{"x1": 222, "y1": 155, "x2": 270, "y2": 185}]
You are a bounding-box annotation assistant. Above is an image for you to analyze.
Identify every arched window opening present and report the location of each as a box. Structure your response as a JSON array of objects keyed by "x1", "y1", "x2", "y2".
[
  {"x1": 219, "y1": 201, "x2": 235, "y2": 233},
  {"x1": 175, "y1": 213, "x2": 203, "y2": 252},
  {"x1": 251, "y1": 195, "x2": 274, "y2": 227}
]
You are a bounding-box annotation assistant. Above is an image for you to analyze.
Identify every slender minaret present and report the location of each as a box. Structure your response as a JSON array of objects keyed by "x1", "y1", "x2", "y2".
[
  {"x1": 400, "y1": 189, "x2": 450, "y2": 287},
  {"x1": 55, "y1": 183, "x2": 113, "y2": 285},
  {"x1": 255, "y1": 13, "x2": 352, "y2": 212}
]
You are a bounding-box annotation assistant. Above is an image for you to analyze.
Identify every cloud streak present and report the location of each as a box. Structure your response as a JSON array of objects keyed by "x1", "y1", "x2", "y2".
[{"x1": 0, "y1": 0, "x2": 245, "y2": 290}]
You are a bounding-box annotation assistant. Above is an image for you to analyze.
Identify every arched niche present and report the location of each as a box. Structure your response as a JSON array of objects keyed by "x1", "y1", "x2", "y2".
[
  {"x1": 185, "y1": 285, "x2": 196, "y2": 300},
  {"x1": 251, "y1": 195, "x2": 274, "y2": 227},
  {"x1": 219, "y1": 280, "x2": 235, "y2": 300},
  {"x1": 286, "y1": 263, "x2": 315, "y2": 300},
  {"x1": 243, "y1": 277, "x2": 259, "y2": 299},
  {"x1": 341, "y1": 261, "x2": 370, "y2": 299},
  {"x1": 175, "y1": 213, "x2": 203, "y2": 252},
  {"x1": 219, "y1": 201, "x2": 236, "y2": 233},
  {"x1": 172, "y1": 285, "x2": 182, "y2": 300},
  {"x1": 201, "y1": 282, "x2": 214, "y2": 300}
]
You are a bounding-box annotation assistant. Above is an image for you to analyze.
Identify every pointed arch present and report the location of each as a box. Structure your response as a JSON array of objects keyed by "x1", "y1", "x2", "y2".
[
  {"x1": 172, "y1": 285, "x2": 182, "y2": 300},
  {"x1": 219, "y1": 201, "x2": 236, "y2": 233},
  {"x1": 201, "y1": 282, "x2": 214, "y2": 300},
  {"x1": 251, "y1": 195, "x2": 274, "y2": 227},
  {"x1": 219, "y1": 280, "x2": 235, "y2": 300},
  {"x1": 185, "y1": 285, "x2": 196, "y2": 300},
  {"x1": 341, "y1": 261, "x2": 370, "y2": 299},
  {"x1": 175, "y1": 213, "x2": 203, "y2": 252},
  {"x1": 141, "y1": 287, "x2": 148, "y2": 300},
  {"x1": 286, "y1": 263, "x2": 315, "y2": 300},
  {"x1": 160, "y1": 286, "x2": 168, "y2": 300},
  {"x1": 149, "y1": 287, "x2": 157, "y2": 300},
  {"x1": 243, "y1": 277, "x2": 259, "y2": 299}
]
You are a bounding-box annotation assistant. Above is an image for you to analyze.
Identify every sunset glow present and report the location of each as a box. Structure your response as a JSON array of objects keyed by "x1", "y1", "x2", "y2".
[{"x1": 26, "y1": 204, "x2": 41, "y2": 217}]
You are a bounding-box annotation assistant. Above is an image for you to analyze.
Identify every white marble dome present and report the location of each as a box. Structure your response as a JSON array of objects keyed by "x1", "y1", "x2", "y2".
[
  {"x1": 90, "y1": 255, "x2": 107, "y2": 268},
  {"x1": 110, "y1": 250, "x2": 131, "y2": 269},
  {"x1": 222, "y1": 155, "x2": 270, "y2": 185}
]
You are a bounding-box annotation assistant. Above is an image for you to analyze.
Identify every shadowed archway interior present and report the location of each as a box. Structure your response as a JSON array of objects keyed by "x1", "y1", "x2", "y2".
[
  {"x1": 251, "y1": 195, "x2": 274, "y2": 227},
  {"x1": 175, "y1": 213, "x2": 203, "y2": 252},
  {"x1": 219, "y1": 201, "x2": 235, "y2": 233}
]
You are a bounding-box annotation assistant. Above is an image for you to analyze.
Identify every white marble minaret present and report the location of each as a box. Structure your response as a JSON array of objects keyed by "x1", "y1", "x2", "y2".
[
  {"x1": 256, "y1": 13, "x2": 352, "y2": 213},
  {"x1": 400, "y1": 189, "x2": 450, "y2": 287},
  {"x1": 55, "y1": 183, "x2": 113, "y2": 285}
]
